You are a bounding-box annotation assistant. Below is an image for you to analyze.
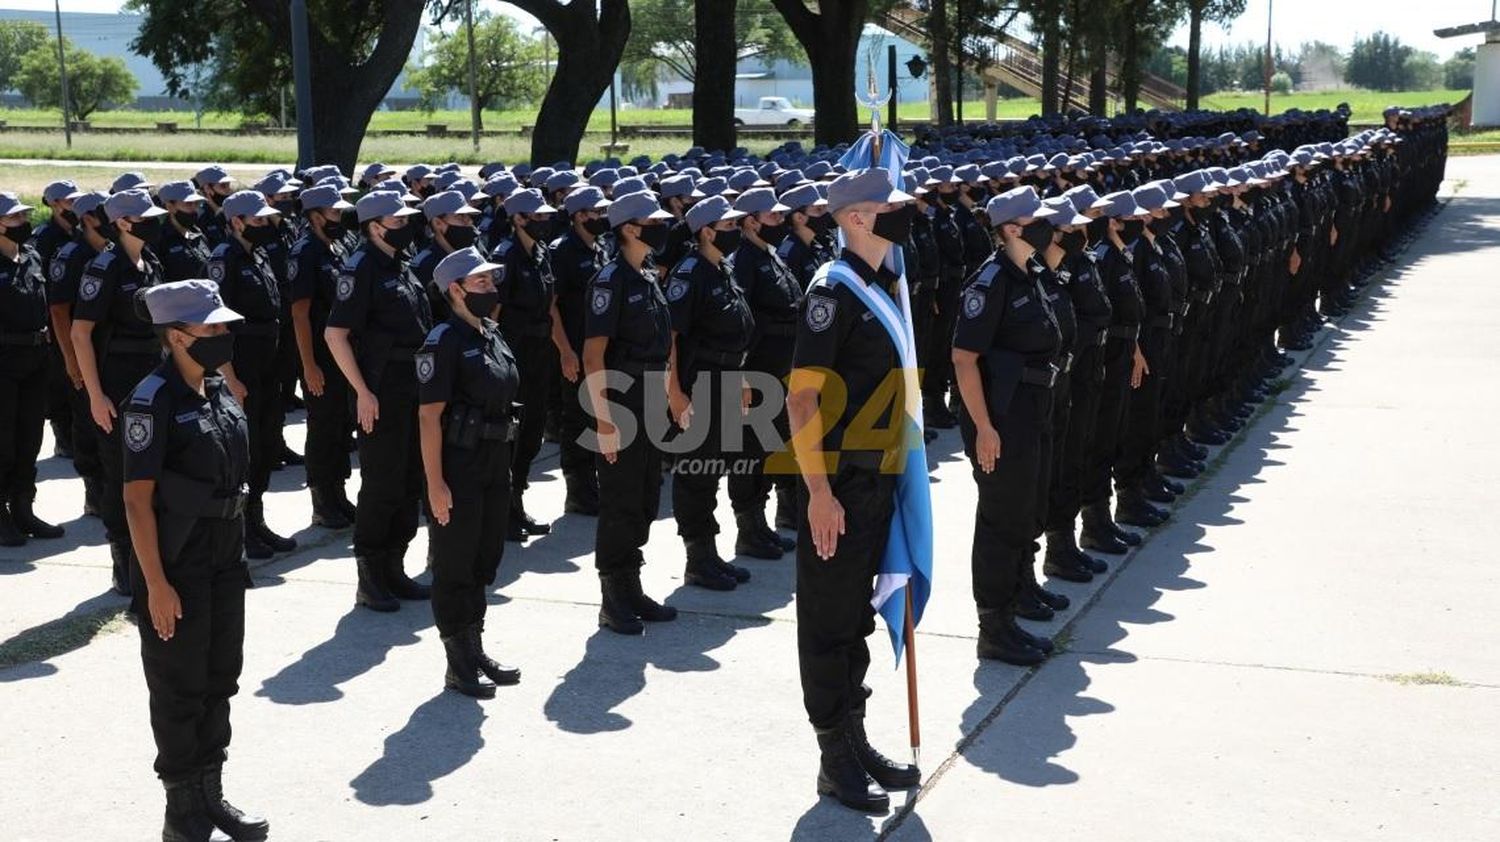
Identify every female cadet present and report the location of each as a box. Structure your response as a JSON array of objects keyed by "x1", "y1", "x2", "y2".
[
  {"x1": 123, "y1": 279, "x2": 267, "y2": 842},
  {"x1": 325, "y1": 190, "x2": 435, "y2": 613},
  {"x1": 417, "y1": 247, "x2": 522, "y2": 698},
  {"x1": 71, "y1": 188, "x2": 169, "y2": 596},
  {"x1": 950, "y1": 186, "x2": 1062, "y2": 668},
  {"x1": 582, "y1": 190, "x2": 678, "y2": 636}
]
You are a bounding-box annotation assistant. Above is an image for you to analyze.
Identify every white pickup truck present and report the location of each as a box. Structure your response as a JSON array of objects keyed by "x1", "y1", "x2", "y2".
[{"x1": 733, "y1": 96, "x2": 816, "y2": 128}]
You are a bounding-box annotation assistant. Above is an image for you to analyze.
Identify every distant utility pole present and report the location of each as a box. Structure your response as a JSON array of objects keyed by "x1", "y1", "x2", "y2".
[
  {"x1": 290, "y1": 0, "x2": 316, "y2": 170},
  {"x1": 464, "y1": 0, "x2": 481, "y2": 153},
  {"x1": 52, "y1": 0, "x2": 70, "y2": 149},
  {"x1": 1263, "y1": 0, "x2": 1273, "y2": 116}
]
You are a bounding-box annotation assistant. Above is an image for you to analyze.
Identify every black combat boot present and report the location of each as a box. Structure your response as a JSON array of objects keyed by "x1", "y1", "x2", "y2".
[
  {"x1": 162, "y1": 776, "x2": 231, "y2": 842},
  {"x1": 0, "y1": 504, "x2": 24, "y2": 547},
  {"x1": 9, "y1": 492, "x2": 63, "y2": 539},
  {"x1": 83, "y1": 476, "x2": 101, "y2": 517},
  {"x1": 277, "y1": 445, "x2": 303, "y2": 467},
  {"x1": 332, "y1": 483, "x2": 357, "y2": 523},
  {"x1": 1116, "y1": 487, "x2": 1169, "y2": 528},
  {"x1": 683, "y1": 535, "x2": 741, "y2": 591},
  {"x1": 384, "y1": 551, "x2": 431, "y2": 600},
  {"x1": 509, "y1": 492, "x2": 551, "y2": 537},
  {"x1": 849, "y1": 713, "x2": 921, "y2": 789},
  {"x1": 246, "y1": 499, "x2": 295, "y2": 554},
  {"x1": 1043, "y1": 531, "x2": 1094, "y2": 583},
  {"x1": 815, "y1": 723, "x2": 890, "y2": 813},
  {"x1": 597, "y1": 574, "x2": 644, "y2": 635},
  {"x1": 622, "y1": 574, "x2": 678, "y2": 623},
  {"x1": 200, "y1": 763, "x2": 269, "y2": 841},
  {"x1": 1079, "y1": 501, "x2": 1130, "y2": 555},
  {"x1": 1020, "y1": 552, "x2": 1070, "y2": 612},
  {"x1": 309, "y1": 486, "x2": 351, "y2": 529},
  {"x1": 976, "y1": 609, "x2": 1047, "y2": 666},
  {"x1": 774, "y1": 484, "x2": 797, "y2": 532},
  {"x1": 1139, "y1": 472, "x2": 1178, "y2": 505},
  {"x1": 355, "y1": 555, "x2": 398, "y2": 612},
  {"x1": 563, "y1": 474, "x2": 600, "y2": 516},
  {"x1": 110, "y1": 542, "x2": 132, "y2": 596},
  {"x1": 442, "y1": 632, "x2": 496, "y2": 699},
  {"x1": 466, "y1": 624, "x2": 520, "y2": 686},
  {"x1": 734, "y1": 510, "x2": 784, "y2": 560}
]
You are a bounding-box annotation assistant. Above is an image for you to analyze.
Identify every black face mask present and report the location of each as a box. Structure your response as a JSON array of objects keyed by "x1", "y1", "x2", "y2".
[
  {"x1": 460, "y1": 290, "x2": 499, "y2": 319},
  {"x1": 1121, "y1": 219, "x2": 1145, "y2": 241},
  {"x1": 61, "y1": 210, "x2": 79, "y2": 227},
  {"x1": 379, "y1": 222, "x2": 417, "y2": 252},
  {"x1": 444, "y1": 224, "x2": 478, "y2": 250},
  {"x1": 2, "y1": 222, "x2": 32, "y2": 245},
  {"x1": 182, "y1": 331, "x2": 236, "y2": 373},
  {"x1": 583, "y1": 217, "x2": 610, "y2": 236},
  {"x1": 172, "y1": 210, "x2": 198, "y2": 230},
  {"x1": 1168, "y1": 206, "x2": 1186, "y2": 224},
  {"x1": 1020, "y1": 220, "x2": 1054, "y2": 252},
  {"x1": 1149, "y1": 217, "x2": 1172, "y2": 236},
  {"x1": 711, "y1": 229, "x2": 742, "y2": 254},
  {"x1": 1060, "y1": 229, "x2": 1086, "y2": 256},
  {"x1": 636, "y1": 223, "x2": 668, "y2": 252},
  {"x1": 871, "y1": 204, "x2": 916, "y2": 245},
  {"x1": 808, "y1": 214, "x2": 834, "y2": 235},
  {"x1": 1086, "y1": 217, "x2": 1110, "y2": 242},
  {"x1": 523, "y1": 219, "x2": 552, "y2": 242},
  {"x1": 242, "y1": 224, "x2": 279, "y2": 247},
  {"x1": 757, "y1": 221, "x2": 788, "y2": 246},
  {"x1": 320, "y1": 217, "x2": 347, "y2": 241},
  {"x1": 126, "y1": 217, "x2": 163, "y2": 244}
]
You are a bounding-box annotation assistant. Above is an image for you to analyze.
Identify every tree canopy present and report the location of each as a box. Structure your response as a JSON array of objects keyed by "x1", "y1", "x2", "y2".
[
  {"x1": 0, "y1": 19, "x2": 51, "y2": 94},
  {"x1": 14, "y1": 37, "x2": 137, "y2": 120},
  {"x1": 621, "y1": 0, "x2": 802, "y2": 88},
  {"x1": 406, "y1": 12, "x2": 546, "y2": 122}
]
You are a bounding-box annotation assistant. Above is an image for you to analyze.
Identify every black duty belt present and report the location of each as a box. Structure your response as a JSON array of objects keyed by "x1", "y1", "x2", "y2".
[
  {"x1": 480, "y1": 417, "x2": 518, "y2": 442},
  {"x1": 841, "y1": 450, "x2": 887, "y2": 471},
  {"x1": 1107, "y1": 325, "x2": 1140, "y2": 342},
  {"x1": 0, "y1": 329, "x2": 48, "y2": 346},
  {"x1": 108, "y1": 337, "x2": 161, "y2": 355},
  {"x1": 1020, "y1": 364, "x2": 1059, "y2": 388},
  {"x1": 696, "y1": 347, "x2": 745, "y2": 367},
  {"x1": 200, "y1": 493, "x2": 247, "y2": 520},
  {"x1": 235, "y1": 321, "x2": 278, "y2": 337}
]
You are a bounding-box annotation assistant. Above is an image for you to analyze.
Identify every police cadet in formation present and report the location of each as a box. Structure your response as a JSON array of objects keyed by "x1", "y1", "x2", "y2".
[
  {"x1": 951, "y1": 186, "x2": 1063, "y2": 667},
  {"x1": 249, "y1": 174, "x2": 307, "y2": 471},
  {"x1": 192, "y1": 166, "x2": 235, "y2": 249},
  {"x1": 288, "y1": 185, "x2": 358, "y2": 530},
  {"x1": 48, "y1": 190, "x2": 111, "y2": 523},
  {"x1": 0, "y1": 193, "x2": 64, "y2": 547},
  {"x1": 324, "y1": 190, "x2": 434, "y2": 613},
  {"x1": 417, "y1": 247, "x2": 523, "y2": 699},
  {"x1": 1033, "y1": 194, "x2": 1106, "y2": 586},
  {"x1": 905, "y1": 173, "x2": 941, "y2": 390},
  {"x1": 918, "y1": 165, "x2": 967, "y2": 429},
  {"x1": 658, "y1": 173, "x2": 699, "y2": 272},
  {"x1": 208, "y1": 191, "x2": 297, "y2": 560},
  {"x1": 583, "y1": 190, "x2": 678, "y2": 636},
  {"x1": 490, "y1": 187, "x2": 559, "y2": 541},
  {"x1": 123, "y1": 280, "x2": 267, "y2": 842},
  {"x1": 548, "y1": 185, "x2": 612, "y2": 515},
  {"x1": 788, "y1": 168, "x2": 922, "y2": 813},
  {"x1": 1077, "y1": 191, "x2": 1148, "y2": 557},
  {"x1": 729, "y1": 186, "x2": 801, "y2": 557},
  {"x1": 34, "y1": 181, "x2": 81, "y2": 459},
  {"x1": 665, "y1": 194, "x2": 755, "y2": 592},
  {"x1": 157, "y1": 181, "x2": 214, "y2": 282},
  {"x1": 71, "y1": 188, "x2": 168, "y2": 595},
  {"x1": 775, "y1": 182, "x2": 835, "y2": 294},
  {"x1": 411, "y1": 189, "x2": 483, "y2": 321}
]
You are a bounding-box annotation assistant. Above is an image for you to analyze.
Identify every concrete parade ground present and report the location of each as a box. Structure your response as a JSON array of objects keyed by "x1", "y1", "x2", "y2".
[{"x1": 3, "y1": 157, "x2": 1499, "y2": 841}]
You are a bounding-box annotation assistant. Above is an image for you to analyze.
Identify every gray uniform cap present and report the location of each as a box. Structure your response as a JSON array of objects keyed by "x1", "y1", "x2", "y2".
[
  {"x1": 685, "y1": 195, "x2": 746, "y2": 233},
  {"x1": 607, "y1": 190, "x2": 673, "y2": 228},
  {"x1": 422, "y1": 190, "x2": 481, "y2": 219},
  {"x1": 825, "y1": 168, "x2": 913, "y2": 214},
  {"x1": 142, "y1": 279, "x2": 243, "y2": 326},
  {"x1": 433, "y1": 246, "x2": 505, "y2": 288}
]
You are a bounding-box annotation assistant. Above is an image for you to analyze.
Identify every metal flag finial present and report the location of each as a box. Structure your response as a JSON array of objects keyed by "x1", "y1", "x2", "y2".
[{"x1": 857, "y1": 50, "x2": 891, "y2": 137}]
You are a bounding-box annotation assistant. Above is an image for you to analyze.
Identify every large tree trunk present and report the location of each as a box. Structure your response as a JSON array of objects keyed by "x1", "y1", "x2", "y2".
[
  {"x1": 693, "y1": 0, "x2": 738, "y2": 152},
  {"x1": 244, "y1": 0, "x2": 426, "y2": 174},
  {"x1": 1120, "y1": 0, "x2": 1146, "y2": 113},
  {"x1": 1039, "y1": 0, "x2": 1062, "y2": 116},
  {"x1": 1087, "y1": 25, "x2": 1108, "y2": 115},
  {"x1": 773, "y1": 0, "x2": 867, "y2": 147},
  {"x1": 513, "y1": 0, "x2": 631, "y2": 166},
  {"x1": 930, "y1": 0, "x2": 955, "y2": 126},
  {"x1": 1186, "y1": 1, "x2": 1203, "y2": 110}
]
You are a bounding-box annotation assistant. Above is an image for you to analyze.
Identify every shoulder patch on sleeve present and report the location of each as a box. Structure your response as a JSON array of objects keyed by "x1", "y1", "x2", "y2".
[
  {"x1": 962, "y1": 286, "x2": 987, "y2": 319},
  {"x1": 590, "y1": 286, "x2": 613, "y2": 315},
  {"x1": 805, "y1": 292, "x2": 837, "y2": 332},
  {"x1": 49, "y1": 253, "x2": 68, "y2": 282},
  {"x1": 415, "y1": 352, "x2": 436, "y2": 384},
  {"x1": 123, "y1": 412, "x2": 154, "y2": 453},
  {"x1": 666, "y1": 274, "x2": 690, "y2": 302},
  {"x1": 336, "y1": 271, "x2": 355, "y2": 301}
]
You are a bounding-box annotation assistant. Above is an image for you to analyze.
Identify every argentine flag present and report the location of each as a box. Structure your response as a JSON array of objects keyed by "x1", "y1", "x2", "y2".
[{"x1": 829, "y1": 129, "x2": 934, "y2": 664}]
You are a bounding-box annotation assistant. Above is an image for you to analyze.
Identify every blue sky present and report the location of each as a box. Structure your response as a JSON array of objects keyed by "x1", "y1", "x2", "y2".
[{"x1": 0, "y1": 0, "x2": 1476, "y2": 60}]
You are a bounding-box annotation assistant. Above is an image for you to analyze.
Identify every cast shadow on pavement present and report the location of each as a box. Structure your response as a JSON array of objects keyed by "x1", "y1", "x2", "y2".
[
  {"x1": 788, "y1": 796, "x2": 933, "y2": 842},
  {"x1": 254, "y1": 595, "x2": 433, "y2": 705},
  {"x1": 0, "y1": 587, "x2": 126, "y2": 682},
  {"x1": 941, "y1": 208, "x2": 1452, "y2": 791},
  {"x1": 349, "y1": 690, "x2": 486, "y2": 806}
]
